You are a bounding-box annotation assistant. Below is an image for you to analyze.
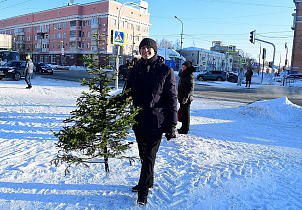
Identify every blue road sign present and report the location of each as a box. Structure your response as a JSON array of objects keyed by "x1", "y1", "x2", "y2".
[{"x1": 113, "y1": 30, "x2": 125, "y2": 45}]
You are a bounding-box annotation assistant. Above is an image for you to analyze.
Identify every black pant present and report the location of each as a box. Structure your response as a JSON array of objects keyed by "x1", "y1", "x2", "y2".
[
  {"x1": 180, "y1": 101, "x2": 191, "y2": 131},
  {"x1": 135, "y1": 131, "x2": 162, "y2": 196},
  {"x1": 246, "y1": 79, "x2": 251, "y2": 87}
]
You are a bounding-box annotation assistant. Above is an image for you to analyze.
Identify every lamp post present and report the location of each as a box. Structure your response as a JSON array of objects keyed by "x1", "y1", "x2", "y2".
[
  {"x1": 115, "y1": 1, "x2": 146, "y2": 90},
  {"x1": 174, "y1": 16, "x2": 183, "y2": 50}
]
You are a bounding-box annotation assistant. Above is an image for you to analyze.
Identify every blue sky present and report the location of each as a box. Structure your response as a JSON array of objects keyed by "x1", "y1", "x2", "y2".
[{"x1": 0, "y1": 0, "x2": 295, "y2": 66}]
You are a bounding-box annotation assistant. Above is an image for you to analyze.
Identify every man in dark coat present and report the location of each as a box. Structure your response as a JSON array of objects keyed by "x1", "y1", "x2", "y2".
[
  {"x1": 124, "y1": 38, "x2": 178, "y2": 205},
  {"x1": 245, "y1": 68, "x2": 253, "y2": 87},
  {"x1": 177, "y1": 61, "x2": 195, "y2": 134}
]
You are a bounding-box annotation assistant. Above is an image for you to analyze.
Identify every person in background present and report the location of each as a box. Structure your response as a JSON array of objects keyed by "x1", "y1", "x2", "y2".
[
  {"x1": 237, "y1": 68, "x2": 245, "y2": 86},
  {"x1": 124, "y1": 38, "x2": 178, "y2": 206},
  {"x1": 25, "y1": 55, "x2": 34, "y2": 89},
  {"x1": 177, "y1": 61, "x2": 195, "y2": 134},
  {"x1": 245, "y1": 67, "x2": 253, "y2": 88}
]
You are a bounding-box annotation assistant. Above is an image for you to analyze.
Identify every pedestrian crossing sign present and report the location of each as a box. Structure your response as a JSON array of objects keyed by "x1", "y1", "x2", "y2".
[
  {"x1": 113, "y1": 30, "x2": 125, "y2": 45},
  {"x1": 240, "y1": 58, "x2": 246, "y2": 64}
]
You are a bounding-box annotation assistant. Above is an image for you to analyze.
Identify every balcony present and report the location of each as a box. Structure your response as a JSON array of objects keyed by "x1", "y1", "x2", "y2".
[
  {"x1": 37, "y1": 28, "x2": 49, "y2": 34},
  {"x1": 15, "y1": 31, "x2": 25, "y2": 36},
  {"x1": 70, "y1": 26, "x2": 82, "y2": 30},
  {"x1": 69, "y1": 37, "x2": 82, "y2": 41},
  {"x1": 37, "y1": 38, "x2": 49, "y2": 44}
]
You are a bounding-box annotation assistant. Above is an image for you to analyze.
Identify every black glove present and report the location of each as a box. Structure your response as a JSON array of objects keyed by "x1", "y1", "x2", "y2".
[{"x1": 165, "y1": 124, "x2": 176, "y2": 141}]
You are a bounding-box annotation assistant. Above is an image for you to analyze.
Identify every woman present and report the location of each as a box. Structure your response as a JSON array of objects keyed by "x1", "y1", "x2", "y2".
[{"x1": 177, "y1": 61, "x2": 195, "y2": 134}]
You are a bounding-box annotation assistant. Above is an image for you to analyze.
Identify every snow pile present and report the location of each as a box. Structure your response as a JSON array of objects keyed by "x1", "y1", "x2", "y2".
[{"x1": 241, "y1": 97, "x2": 302, "y2": 124}]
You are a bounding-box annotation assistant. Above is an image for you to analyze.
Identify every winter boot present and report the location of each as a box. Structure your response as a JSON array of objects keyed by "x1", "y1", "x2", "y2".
[{"x1": 137, "y1": 195, "x2": 148, "y2": 206}]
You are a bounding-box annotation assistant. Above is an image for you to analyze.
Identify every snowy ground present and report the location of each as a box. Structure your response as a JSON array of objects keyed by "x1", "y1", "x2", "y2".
[{"x1": 0, "y1": 75, "x2": 302, "y2": 209}]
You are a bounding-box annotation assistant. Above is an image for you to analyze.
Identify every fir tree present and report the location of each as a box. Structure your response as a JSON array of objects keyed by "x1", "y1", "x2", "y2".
[{"x1": 51, "y1": 46, "x2": 140, "y2": 175}]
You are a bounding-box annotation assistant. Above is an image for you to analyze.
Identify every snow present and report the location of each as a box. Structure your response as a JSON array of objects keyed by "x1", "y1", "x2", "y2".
[{"x1": 0, "y1": 74, "x2": 302, "y2": 209}]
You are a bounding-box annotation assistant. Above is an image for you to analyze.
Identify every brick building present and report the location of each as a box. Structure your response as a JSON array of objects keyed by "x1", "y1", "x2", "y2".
[
  {"x1": 292, "y1": 0, "x2": 302, "y2": 73},
  {"x1": 0, "y1": 0, "x2": 150, "y2": 66}
]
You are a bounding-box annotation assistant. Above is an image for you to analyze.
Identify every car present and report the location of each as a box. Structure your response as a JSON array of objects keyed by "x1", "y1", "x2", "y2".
[
  {"x1": 197, "y1": 70, "x2": 227, "y2": 81},
  {"x1": 118, "y1": 65, "x2": 128, "y2": 80},
  {"x1": 56, "y1": 64, "x2": 69, "y2": 70},
  {"x1": 0, "y1": 60, "x2": 36, "y2": 81},
  {"x1": 34, "y1": 62, "x2": 54, "y2": 74},
  {"x1": 227, "y1": 72, "x2": 238, "y2": 83}
]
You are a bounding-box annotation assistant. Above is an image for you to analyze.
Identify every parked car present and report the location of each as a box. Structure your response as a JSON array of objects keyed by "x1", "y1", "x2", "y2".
[
  {"x1": 227, "y1": 72, "x2": 238, "y2": 83},
  {"x1": 0, "y1": 60, "x2": 36, "y2": 81},
  {"x1": 197, "y1": 70, "x2": 227, "y2": 81},
  {"x1": 34, "y1": 62, "x2": 54, "y2": 74},
  {"x1": 118, "y1": 64, "x2": 128, "y2": 80},
  {"x1": 56, "y1": 64, "x2": 69, "y2": 70}
]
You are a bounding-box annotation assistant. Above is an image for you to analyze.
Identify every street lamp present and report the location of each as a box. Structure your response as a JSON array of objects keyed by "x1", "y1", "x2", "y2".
[
  {"x1": 174, "y1": 16, "x2": 183, "y2": 49},
  {"x1": 115, "y1": 1, "x2": 147, "y2": 90}
]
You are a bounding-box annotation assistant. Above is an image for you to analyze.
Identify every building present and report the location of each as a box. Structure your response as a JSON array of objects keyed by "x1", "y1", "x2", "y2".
[
  {"x1": 157, "y1": 47, "x2": 185, "y2": 71},
  {"x1": 0, "y1": 0, "x2": 150, "y2": 66},
  {"x1": 179, "y1": 47, "x2": 232, "y2": 72},
  {"x1": 292, "y1": 0, "x2": 302, "y2": 73},
  {"x1": 210, "y1": 41, "x2": 245, "y2": 71}
]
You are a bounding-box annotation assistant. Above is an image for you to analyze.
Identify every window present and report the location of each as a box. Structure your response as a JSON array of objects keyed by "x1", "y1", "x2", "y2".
[
  {"x1": 87, "y1": 20, "x2": 90, "y2": 26},
  {"x1": 87, "y1": 31, "x2": 91, "y2": 37},
  {"x1": 27, "y1": 36, "x2": 30, "y2": 42},
  {"x1": 27, "y1": 27, "x2": 30, "y2": 32},
  {"x1": 51, "y1": 55, "x2": 56, "y2": 63},
  {"x1": 81, "y1": 42, "x2": 84, "y2": 48},
  {"x1": 63, "y1": 33, "x2": 66, "y2": 39},
  {"x1": 70, "y1": 31, "x2": 76, "y2": 38},
  {"x1": 87, "y1": 43, "x2": 90, "y2": 49},
  {"x1": 70, "y1": 20, "x2": 76, "y2": 27},
  {"x1": 34, "y1": 27, "x2": 37, "y2": 31},
  {"x1": 92, "y1": 18, "x2": 97, "y2": 25},
  {"x1": 63, "y1": 22, "x2": 66, "y2": 28},
  {"x1": 57, "y1": 23, "x2": 61, "y2": 29},
  {"x1": 57, "y1": 44, "x2": 60, "y2": 49},
  {"x1": 52, "y1": 34, "x2": 55, "y2": 39},
  {"x1": 57, "y1": 33, "x2": 61, "y2": 39},
  {"x1": 53, "y1": 24, "x2": 56, "y2": 29},
  {"x1": 111, "y1": 19, "x2": 116, "y2": 26}
]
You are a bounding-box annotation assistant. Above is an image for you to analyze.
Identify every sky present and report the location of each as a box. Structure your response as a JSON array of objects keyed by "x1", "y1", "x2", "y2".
[
  {"x1": 0, "y1": 69, "x2": 301, "y2": 209},
  {"x1": 0, "y1": 0, "x2": 295, "y2": 67}
]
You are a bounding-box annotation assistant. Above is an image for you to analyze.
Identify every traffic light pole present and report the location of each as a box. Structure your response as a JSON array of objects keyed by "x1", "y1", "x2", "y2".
[{"x1": 255, "y1": 38, "x2": 276, "y2": 77}]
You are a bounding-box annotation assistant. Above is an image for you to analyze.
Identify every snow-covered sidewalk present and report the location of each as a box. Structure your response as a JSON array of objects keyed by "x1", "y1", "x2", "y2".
[{"x1": 0, "y1": 77, "x2": 301, "y2": 209}]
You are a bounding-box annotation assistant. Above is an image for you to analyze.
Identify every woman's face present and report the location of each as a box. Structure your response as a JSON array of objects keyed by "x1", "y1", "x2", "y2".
[{"x1": 182, "y1": 65, "x2": 187, "y2": 70}]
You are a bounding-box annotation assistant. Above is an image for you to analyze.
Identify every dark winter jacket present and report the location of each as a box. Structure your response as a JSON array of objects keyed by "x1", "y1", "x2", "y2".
[
  {"x1": 245, "y1": 69, "x2": 253, "y2": 80},
  {"x1": 125, "y1": 54, "x2": 178, "y2": 134},
  {"x1": 177, "y1": 66, "x2": 195, "y2": 103}
]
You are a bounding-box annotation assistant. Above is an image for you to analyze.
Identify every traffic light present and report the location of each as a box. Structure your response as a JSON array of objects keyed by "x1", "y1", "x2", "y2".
[
  {"x1": 262, "y1": 48, "x2": 266, "y2": 60},
  {"x1": 269, "y1": 61, "x2": 272, "y2": 67},
  {"x1": 249, "y1": 30, "x2": 255, "y2": 44}
]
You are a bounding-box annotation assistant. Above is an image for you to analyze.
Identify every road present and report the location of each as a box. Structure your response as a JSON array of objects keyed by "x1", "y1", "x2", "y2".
[
  {"x1": 42, "y1": 70, "x2": 302, "y2": 106},
  {"x1": 194, "y1": 83, "x2": 302, "y2": 106}
]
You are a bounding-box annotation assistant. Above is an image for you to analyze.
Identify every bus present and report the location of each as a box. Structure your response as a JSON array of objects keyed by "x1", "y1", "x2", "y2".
[{"x1": 0, "y1": 50, "x2": 20, "y2": 66}]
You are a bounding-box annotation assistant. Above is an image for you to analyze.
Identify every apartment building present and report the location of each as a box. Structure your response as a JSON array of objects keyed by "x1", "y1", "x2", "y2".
[
  {"x1": 292, "y1": 0, "x2": 302, "y2": 73},
  {"x1": 0, "y1": 0, "x2": 150, "y2": 66}
]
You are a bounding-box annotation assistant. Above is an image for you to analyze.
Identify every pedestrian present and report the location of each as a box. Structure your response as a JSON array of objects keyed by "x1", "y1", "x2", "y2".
[
  {"x1": 25, "y1": 55, "x2": 34, "y2": 89},
  {"x1": 245, "y1": 67, "x2": 253, "y2": 88},
  {"x1": 124, "y1": 37, "x2": 178, "y2": 206},
  {"x1": 177, "y1": 61, "x2": 195, "y2": 134},
  {"x1": 237, "y1": 68, "x2": 245, "y2": 86}
]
